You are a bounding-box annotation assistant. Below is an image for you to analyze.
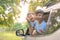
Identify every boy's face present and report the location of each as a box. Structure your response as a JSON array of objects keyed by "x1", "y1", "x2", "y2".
[
  {"x1": 27, "y1": 13, "x2": 35, "y2": 22},
  {"x1": 36, "y1": 13, "x2": 43, "y2": 20}
]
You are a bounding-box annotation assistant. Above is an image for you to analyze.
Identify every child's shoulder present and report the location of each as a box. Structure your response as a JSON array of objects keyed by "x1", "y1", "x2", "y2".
[
  {"x1": 42, "y1": 20, "x2": 47, "y2": 25},
  {"x1": 42, "y1": 21, "x2": 46, "y2": 24},
  {"x1": 33, "y1": 20, "x2": 39, "y2": 25}
]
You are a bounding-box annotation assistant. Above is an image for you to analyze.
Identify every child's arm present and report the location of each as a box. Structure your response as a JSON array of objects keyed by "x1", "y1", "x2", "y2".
[
  {"x1": 29, "y1": 26, "x2": 34, "y2": 35},
  {"x1": 32, "y1": 29, "x2": 36, "y2": 36}
]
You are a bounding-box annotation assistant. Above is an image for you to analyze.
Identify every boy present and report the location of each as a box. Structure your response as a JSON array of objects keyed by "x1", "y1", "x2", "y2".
[
  {"x1": 26, "y1": 12, "x2": 36, "y2": 35},
  {"x1": 32, "y1": 9, "x2": 47, "y2": 36}
]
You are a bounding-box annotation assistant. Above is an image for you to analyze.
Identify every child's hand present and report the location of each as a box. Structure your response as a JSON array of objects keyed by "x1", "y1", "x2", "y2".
[
  {"x1": 26, "y1": 17, "x2": 30, "y2": 21},
  {"x1": 39, "y1": 28, "x2": 45, "y2": 33},
  {"x1": 31, "y1": 30, "x2": 36, "y2": 36}
]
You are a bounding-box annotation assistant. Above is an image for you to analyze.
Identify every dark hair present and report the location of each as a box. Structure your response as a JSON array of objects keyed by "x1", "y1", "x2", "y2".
[
  {"x1": 44, "y1": 11, "x2": 50, "y2": 15},
  {"x1": 36, "y1": 9, "x2": 44, "y2": 14}
]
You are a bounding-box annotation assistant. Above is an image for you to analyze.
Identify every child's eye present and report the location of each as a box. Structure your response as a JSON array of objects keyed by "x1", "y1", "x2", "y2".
[{"x1": 38, "y1": 15, "x2": 41, "y2": 16}]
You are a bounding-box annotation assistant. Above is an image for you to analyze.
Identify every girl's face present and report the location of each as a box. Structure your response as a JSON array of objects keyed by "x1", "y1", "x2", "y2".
[{"x1": 36, "y1": 13, "x2": 43, "y2": 20}]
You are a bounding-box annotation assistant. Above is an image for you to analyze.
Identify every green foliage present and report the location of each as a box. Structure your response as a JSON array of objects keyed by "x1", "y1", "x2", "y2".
[
  {"x1": 22, "y1": 22, "x2": 29, "y2": 33},
  {"x1": 11, "y1": 22, "x2": 29, "y2": 34},
  {"x1": 14, "y1": 0, "x2": 20, "y2": 6},
  {"x1": 0, "y1": 0, "x2": 20, "y2": 28},
  {"x1": 12, "y1": 23, "x2": 22, "y2": 31},
  {"x1": 48, "y1": 22, "x2": 60, "y2": 34},
  {"x1": 0, "y1": 6, "x2": 4, "y2": 14},
  {"x1": 28, "y1": 0, "x2": 49, "y2": 12}
]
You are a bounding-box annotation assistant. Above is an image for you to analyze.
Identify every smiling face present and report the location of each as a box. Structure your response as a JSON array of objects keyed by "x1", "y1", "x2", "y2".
[
  {"x1": 36, "y1": 13, "x2": 44, "y2": 21},
  {"x1": 27, "y1": 13, "x2": 36, "y2": 22},
  {"x1": 35, "y1": 9, "x2": 44, "y2": 21}
]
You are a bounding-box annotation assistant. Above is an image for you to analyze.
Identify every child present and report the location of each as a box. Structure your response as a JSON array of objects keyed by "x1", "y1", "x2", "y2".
[
  {"x1": 32, "y1": 9, "x2": 47, "y2": 36},
  {"x1": 26, "y1": 12, "x2": 36, "y2": 35}
]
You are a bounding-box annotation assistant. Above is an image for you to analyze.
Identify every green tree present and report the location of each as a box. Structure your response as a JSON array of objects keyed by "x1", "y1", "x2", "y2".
[
  {"x1": 0, "y1": 0, "x2": 20, "y2": 29},
  {"x1": 28, "y1": 0, "x2": 49, "y2": 12}
]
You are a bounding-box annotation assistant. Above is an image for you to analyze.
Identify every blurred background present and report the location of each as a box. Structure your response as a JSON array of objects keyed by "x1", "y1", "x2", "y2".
[{"x1": 0, "y1": 0, "x2": 60, "y2": 40}]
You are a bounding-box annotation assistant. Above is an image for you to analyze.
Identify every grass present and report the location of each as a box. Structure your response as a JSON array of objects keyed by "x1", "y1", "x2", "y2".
[{"x1": 0, "y1": 31, "x2": 22, "y2": 40}]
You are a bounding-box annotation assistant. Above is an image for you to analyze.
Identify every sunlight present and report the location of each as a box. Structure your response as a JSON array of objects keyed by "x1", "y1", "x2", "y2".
[{"x1": 15, "y1": 1, "x2": 29, "y2": 24}]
